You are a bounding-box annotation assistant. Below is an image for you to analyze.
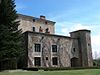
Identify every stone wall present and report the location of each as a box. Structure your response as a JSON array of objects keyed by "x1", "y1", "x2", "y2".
[
  {"x1": 27, "y1": 32, "x2": 73, "y2": 67},
  {"x1": 85, "y1": 32, "x2": 93, "y2": 67},
  {"x1": 22, "y1": 29, "x2": 93, "y2": 68},
  {"x1": 70, "y1": 30, "x2": 93, "y2": 67}
]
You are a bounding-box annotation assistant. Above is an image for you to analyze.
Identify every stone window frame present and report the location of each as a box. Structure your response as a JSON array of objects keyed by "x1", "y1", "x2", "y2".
[
  {"x1": 34, "y1": 43, "x2": 41, "y2": 52},
  {"x1": 33, "y1": 19, "x2": 35, "y2": 22},
  {"x1": 52, "y1": 57, "x2": 58, "y2": 65},
  {"x1": 32, "y1": 27, "x2": 35, "y2": 32},
  {"x1": 52, "y1": 45, "x2": 57, "y2": 52},
  {"x1": 34, "y1": 57, "x2": 41, "y2": 66}
]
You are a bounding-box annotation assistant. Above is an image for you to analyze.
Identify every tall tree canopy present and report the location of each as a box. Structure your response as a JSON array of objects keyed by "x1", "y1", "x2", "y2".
[{"x1": 0, "y1": 0, "x2": 22, "y2": 59}]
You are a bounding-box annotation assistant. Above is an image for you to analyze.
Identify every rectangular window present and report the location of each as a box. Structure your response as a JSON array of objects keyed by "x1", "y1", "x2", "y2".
[
  {"x1": 33, "y1": 19, "x2": 35, "y2": 22},
  {"x1": 46, "y1": 57, "x2": 48, "y2": 60},
  {"x1": 73, "y1": 48, "x2": 76, "y2": 52},
  {"x1": 52, "y1": 45, "x2": 57, "y2": 52},
  {"x1": 34, "y1": 57, "x2": 41, "y2": 66},
  {"x1": 52, "y1": 57, "x2": 58, "y2": 65},
  {"x1": 35, "y1": 44, "x2": 41, "y2": 52},
  {"x1": 45, "y1": 21, "x2": 48, "y2": 24},
  {"x1": 33, "y1": 27, "x2": 35, "y2": 32}
]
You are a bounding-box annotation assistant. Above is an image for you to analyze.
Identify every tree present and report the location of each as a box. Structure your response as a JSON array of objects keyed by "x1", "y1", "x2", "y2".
[{"x1": 0, "y1": 0, "x2": 23, "y2": 69}]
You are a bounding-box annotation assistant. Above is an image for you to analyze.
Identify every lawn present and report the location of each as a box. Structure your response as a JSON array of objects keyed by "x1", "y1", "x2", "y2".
[{"x1": 0, "y1": 69, "x2": 100, "y2": 75}]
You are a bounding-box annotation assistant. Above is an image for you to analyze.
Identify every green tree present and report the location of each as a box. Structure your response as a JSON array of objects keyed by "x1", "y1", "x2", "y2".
[{"x1": 0, "y1": 0, "x2": 22, "y2": 63}]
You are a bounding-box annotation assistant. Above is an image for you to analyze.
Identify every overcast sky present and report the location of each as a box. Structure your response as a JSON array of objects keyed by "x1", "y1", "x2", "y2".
[{"x1": 15, "y1": 0, "x2": 100, "y2": 59}]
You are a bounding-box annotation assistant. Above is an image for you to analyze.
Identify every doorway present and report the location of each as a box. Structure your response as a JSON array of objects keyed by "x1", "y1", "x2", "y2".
[
  {"x1": 34, "y1": 57, "x2": 41, "y2": 66},
  {"x1": 71, "y1": 57, "x2": 79, "y2": 67}
]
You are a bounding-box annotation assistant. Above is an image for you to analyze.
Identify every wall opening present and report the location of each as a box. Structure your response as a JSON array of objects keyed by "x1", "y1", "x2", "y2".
[
  {"x1": 52, "y1": 57, "x2": 58, "y2": 65},
  {"x1": 34, "y1": 44, "x2": 41, "y2": 52},
  {"x1": 71, "y1": 57, "x2": 79, "y2": 67},
  {"x1": 34, "y1": 57, "x2": 41, "y2": 66},
  {"x1": 52, "y1": 45, "x2": 57, "y2": 52},
  {"x1": 33, "y1": 27, "x2": 35, "y2": 32}
]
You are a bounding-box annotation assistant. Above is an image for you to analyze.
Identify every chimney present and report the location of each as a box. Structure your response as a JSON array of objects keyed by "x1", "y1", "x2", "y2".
[{"x1": 40, "y1": 15, "x2": 46, "y2": 20}]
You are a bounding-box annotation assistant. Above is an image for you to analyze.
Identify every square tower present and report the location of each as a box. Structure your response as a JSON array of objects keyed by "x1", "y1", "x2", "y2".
[{"x1": 18, "y1": 14, "x2": 56, "y2": 34}]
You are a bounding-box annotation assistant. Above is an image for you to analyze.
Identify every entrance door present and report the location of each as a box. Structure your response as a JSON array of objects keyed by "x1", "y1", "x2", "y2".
[
  {"x1": 34, "y1": 57, "x2": 41, "y2": 66},
  {"x1": 71, "y1": 57, "x2": 79, "y2": 67}
]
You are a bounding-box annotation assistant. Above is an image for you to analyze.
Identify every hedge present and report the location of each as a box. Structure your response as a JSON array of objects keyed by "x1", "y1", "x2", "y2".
[{"x1": 22, "y1": 66, "x2": 100, "y2": 71}]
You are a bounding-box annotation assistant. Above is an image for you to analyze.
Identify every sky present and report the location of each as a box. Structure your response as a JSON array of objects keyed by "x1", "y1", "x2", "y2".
[{"x1": 15, "y1": 0, "x2": 100, "y2": 59}]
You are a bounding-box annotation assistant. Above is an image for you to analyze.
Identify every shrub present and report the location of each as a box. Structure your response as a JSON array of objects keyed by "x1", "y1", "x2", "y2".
[{"x1": 23, "y1": 68, "x2": 38, "y2": 71}]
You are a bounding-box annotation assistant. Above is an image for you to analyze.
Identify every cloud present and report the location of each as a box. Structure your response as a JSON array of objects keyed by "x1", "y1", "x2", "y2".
[
  {"x1": 72, "y1": 23, "x2": 92, "y2": 30},
  {"x1": 56, "y1": 22, "x2": 94, "y2": 35},
  {"x1": 51, "y1": 11, "x2": 100, "y2": 58},
  {"x1": 92, "y1": 35, "x2": 100, "y2": 59},
  {"x1": 54, "y1": 21, "x2": 100, "y2": 59}
]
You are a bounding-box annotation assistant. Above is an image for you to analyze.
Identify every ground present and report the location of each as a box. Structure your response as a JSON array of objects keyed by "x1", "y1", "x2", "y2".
[{"x1": 0, "y1": 69, "x2": 100, "y2": 75}]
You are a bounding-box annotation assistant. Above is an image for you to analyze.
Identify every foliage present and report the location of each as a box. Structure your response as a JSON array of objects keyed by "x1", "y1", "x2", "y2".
[
  {"x1": 0, "y1": 58, "x2": 17, "y2": 70},
  {"x1": 22, "y1": 67, "x2": 100, "y2": 71},
  {"x1": 0, "y1": 0, "x2": 23, "y2": 70},
  {"x1": 93, "y1": 59, "x2": 100, "y2": 66},
  {"x1": 43, "y1": 67, "x2": 100, "y2": 71},
  {"x1": 0, "y1": 0, "x2": 22, "y2": 59}
]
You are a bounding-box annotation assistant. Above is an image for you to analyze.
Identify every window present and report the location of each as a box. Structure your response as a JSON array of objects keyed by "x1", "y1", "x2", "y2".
[
  {"x1": 73, "y1": 48, "x2": 76, "y2": 52},
  {"x1": 52, "y1": 45, "x2": 57, "y2": 52},
  {"x1": 45, "y1": 28, "x2": 50, "y2": 33},
  {"x1": 33, "y1": 27, "x2": 35, "y2": 32},
  {"x1": 46, "y1": 57, "x2": 48, "y2": 60},
  {"x1": 34, "y1": 44, "x2": 41, "y2": 52},
  {"x1": 34, "y1": 57, "x2": 41, "y2": 66},
  {"x1": 52, "y1": 57, "x2": 58, "y2": 65},
  {"x1": 33, "y1": 19, "x2": 35, "y2": 22},
  {"x1": 88, "y1": 43, "x2": 90, "y2": 46},
  {"x1": 45, "y1": 21, "x2": 48, "y2": 24}
]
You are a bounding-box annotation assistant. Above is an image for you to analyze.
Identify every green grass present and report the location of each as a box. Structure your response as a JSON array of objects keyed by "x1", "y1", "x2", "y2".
[{"x1": 0, "y1": 69, "x2": 100, "y2": 75}]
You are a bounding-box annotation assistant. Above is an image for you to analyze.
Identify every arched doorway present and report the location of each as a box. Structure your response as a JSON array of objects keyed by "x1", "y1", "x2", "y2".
[{"x1": 71, "y1": 57, "x2": 79, "y2": 67}]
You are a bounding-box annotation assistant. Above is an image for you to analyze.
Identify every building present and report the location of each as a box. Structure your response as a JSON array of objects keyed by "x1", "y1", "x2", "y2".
[{"x1": 18, "y1": 14, "x2": 93, "y2": 68}]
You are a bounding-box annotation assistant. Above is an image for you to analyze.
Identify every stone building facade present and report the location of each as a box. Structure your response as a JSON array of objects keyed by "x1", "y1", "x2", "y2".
[{"x1": 18, "y1": 14, "x2": 93, "y2": 68}]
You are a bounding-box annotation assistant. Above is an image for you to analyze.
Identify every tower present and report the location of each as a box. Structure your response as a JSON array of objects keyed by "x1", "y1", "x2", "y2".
[
  {"x1": 70, "y1": 30, "x2": 93, "y2": 67},
  {"x1": 18, "y1": 14, "x2": 55, "y2": 34}
]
